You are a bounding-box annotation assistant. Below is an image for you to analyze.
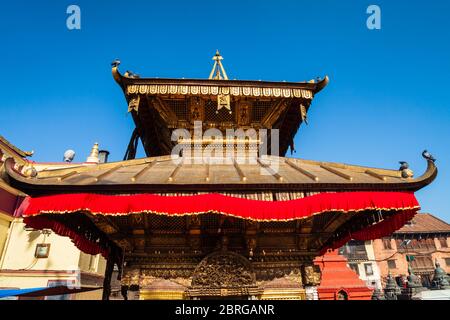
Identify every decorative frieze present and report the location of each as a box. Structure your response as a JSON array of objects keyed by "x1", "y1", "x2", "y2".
[{"x1": 127, "y1": 84, "x2": 313, "y2": 99}]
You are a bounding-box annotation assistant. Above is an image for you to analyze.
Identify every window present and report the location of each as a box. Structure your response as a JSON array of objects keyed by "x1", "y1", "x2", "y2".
[
  {"x1": 382, "y1": 238, "x2": 392, "y2": 250},
  {"x1": 387, "y1": 259, "x2": 397, "y2": 269},
  {"x1": 35, "y1": 244, "x2": 50, "y2": 258},
  {"x1": 340, "y1": 240, "x2": 368, "y2": 260},
  {"x1": 364, "y1": 263, "x2": 374, "y2": 276},
  {"x1": 445, "y1": 258, "x2": 450, "y2": 267},
  {"x1": 396, "y1": 237, "x2": 436, "y2": 251},
  {"x1": 410, "y1": 256, "x2": 434, "y2": 270},
  {"x1": 349, "y1": 263, "x2": 359, "y2": 275},
  {"x1": 439, "y1": 237, "x2": 448, "y2": 248}
]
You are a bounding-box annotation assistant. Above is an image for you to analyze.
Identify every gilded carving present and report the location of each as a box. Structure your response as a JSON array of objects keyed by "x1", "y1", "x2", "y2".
[
  {"x1": 191, "y1": 251, "x2": 255, "y2": 288},
  {"x1": 300, "y1": 104, "x2": 308, "y2": 124},
  {"x1": 189, "y1": 97, "x2": 205, "y2": 122},
  {"x1": 126, "y1": 84, "x2": 313, "y2": 99},
  {"x1": 128, "y1": 96, "x2": 140, "y2": 113},
  {"x1": 217, "y1": 95, "x2": 231, "y2": 113},
  {"x1": 301, "y1": 265, "x2": 321, "y2": 286},
  {"x1": 237, "y1": 102, "x2": 251, "y2": 125}
]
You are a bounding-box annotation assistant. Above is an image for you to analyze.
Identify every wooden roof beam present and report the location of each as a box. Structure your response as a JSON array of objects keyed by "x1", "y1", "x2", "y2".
[
  {"x1": 205, "y1": 160, "x2": 210, "y2": 182},
  {"x1": 233, "y1": 159, "x2": 247, "y2": 182},
  {"x1": 365, "y1": 169, "x2": 387, "y2": 181},
  {"x1": 168, "y1": 159, "x2": 184, "y2": 182},
  {"x1": 285, "y1": 159, "x2": 319, "y2": 181},
  {"x1": 57, "y1": 170, "x2": 79, "y2": 181},
  {"x1": 94, "y1": 165, "x2": 122, "y2": 182},
  {"x1": 257, "y1": 158, "x2": 283, "y2": 182},
  {"x1": 320, "y1": 164, "x2": 353, "y2": 181},
  {"x1": 131, "y1": 160, "x2": 157, "y2": 182}
]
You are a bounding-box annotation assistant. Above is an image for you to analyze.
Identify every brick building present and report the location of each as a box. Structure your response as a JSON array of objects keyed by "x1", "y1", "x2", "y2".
[{"x1": 373, "y1": 213, "x2": 450, "y2": 288}]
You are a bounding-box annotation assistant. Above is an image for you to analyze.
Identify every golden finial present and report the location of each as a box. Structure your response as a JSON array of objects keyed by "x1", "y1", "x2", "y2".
[
  {"x1": 208, "y1": 50, "x2": 229, "y2": 80},
  {"x1": 86, "y1": 142, "x2": 100, "y2": 163}
]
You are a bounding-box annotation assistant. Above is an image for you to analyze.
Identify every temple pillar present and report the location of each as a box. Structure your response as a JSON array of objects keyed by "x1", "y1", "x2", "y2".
[{"x1": 102, "y1": 257, "x2": 115, "y2": 300}]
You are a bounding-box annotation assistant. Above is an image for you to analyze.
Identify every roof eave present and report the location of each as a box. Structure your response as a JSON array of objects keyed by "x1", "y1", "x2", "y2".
[{"x1": 112, "y1": 65, "x2": 329, "y2": 94}]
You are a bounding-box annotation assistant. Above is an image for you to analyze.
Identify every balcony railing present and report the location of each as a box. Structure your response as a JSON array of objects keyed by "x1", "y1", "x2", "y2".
[{"x1": 344, "y1": 253, "x2": 369, "y2": 261}]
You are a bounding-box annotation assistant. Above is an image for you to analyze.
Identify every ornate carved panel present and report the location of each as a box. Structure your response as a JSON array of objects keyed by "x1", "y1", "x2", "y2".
[
  {"x1": 191, "y1": 251, "x2": 255, "y2": 288},
  {"x1": 189, "y1": 97, "x2": 205, "y2": 123},
  {"x1": 236, "y1": 101, "x2": 252, "y2": 126}
]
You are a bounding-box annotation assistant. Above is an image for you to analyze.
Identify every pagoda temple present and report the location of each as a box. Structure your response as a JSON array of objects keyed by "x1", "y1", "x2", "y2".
[{"x1": 0, "y1": 52, "x2": 437, "y2": 300}]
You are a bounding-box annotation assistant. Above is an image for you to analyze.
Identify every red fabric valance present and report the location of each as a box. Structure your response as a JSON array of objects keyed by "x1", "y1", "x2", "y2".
[
  {"x1": 20, "y1": 191, "x2": 419, "y2": 221},
  {"x1": 19, "y1": 191, "x2": 420, "y2": 259}
]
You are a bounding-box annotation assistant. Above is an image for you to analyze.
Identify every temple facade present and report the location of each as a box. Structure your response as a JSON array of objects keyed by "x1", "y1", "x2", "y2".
[{"x1": 0, "y1": 52, "x2": 437, "y2": 300}]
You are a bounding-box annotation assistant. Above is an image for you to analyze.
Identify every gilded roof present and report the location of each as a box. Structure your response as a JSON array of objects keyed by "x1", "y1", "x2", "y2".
[
  {"x1": 4, "y1": 155, "x2": 437, "y2": 194},
  {"x1": 0, "y1": 135, "x2": 33, "y2": 158}
]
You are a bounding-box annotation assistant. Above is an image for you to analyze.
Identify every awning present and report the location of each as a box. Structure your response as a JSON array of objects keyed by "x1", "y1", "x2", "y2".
[
  {"x1": 20, "y1": 191, "x2": 419, "y2": 221},
  {"x1": 18, "y1": 191, "x2": 420, "y2": 258},
  {"x1": 0, "y1": 286, "x2": 102, "y2": 299}
]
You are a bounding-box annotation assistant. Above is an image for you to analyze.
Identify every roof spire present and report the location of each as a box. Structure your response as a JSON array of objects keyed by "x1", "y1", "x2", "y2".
[
  {"x1": 208, "y1": 50, "x2": 229, "y2": 80},
  {"x1": 86, "y1": 142, "x2": 100, "y2": 163}
]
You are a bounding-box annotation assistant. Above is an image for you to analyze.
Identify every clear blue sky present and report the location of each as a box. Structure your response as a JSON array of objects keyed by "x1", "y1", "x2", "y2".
[{"x1": 0, "y1": 1, "x2": 449, "y2": 221}]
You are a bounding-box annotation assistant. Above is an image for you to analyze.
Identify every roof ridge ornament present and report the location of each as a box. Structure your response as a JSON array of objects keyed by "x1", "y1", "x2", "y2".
[
  {"x1": 86, "y1": 142, "x2": 100, "y2": 163},
  {"x1": 208, "y1": 50, "x2": 229, "y2": 80}
]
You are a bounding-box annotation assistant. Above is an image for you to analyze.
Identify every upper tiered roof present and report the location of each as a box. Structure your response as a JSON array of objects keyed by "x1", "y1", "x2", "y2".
[{"x1": 112, "y1": 52, "x2": 329, "y2": 158}]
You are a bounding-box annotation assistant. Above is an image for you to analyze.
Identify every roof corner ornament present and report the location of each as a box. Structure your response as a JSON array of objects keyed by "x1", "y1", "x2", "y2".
[
  {"x1": 22, "y1": 162, "x2": 37, "y2": 178},
  {"x1": 422, "y1": 150, "x2": 436, "y2": 163},
  {"x1": 111, "y1": 59, "x2": 123, "y2": 84},
  {"x1": 86, "y1": 142, "x2": 100, "y2": 163},
  {"x1": 399, "y1": 161, "x2": 414, "y2": 179},
  {"x1": 208, "y1": 50, "x2": 229, "y2": 80}
]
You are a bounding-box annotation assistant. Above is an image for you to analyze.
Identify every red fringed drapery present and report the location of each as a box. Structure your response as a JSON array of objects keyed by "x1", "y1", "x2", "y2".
[
  {"x1": 21, "y1": 191, "x2": 419, "y2": 220},
  {"x1": 18, "y1": 191, "x2": 420, "y2": 258}
]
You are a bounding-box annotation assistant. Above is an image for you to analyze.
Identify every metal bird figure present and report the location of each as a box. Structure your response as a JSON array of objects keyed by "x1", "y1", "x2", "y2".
[
  {"x1": 111, "y1": 59, "x2": 121, "y2": 67},
  {"x1": 399, "y1": 161, "x2": 409, "y2": 171},
  {"x1": 125, "y1": 70, "x2": 140, "y2": 79},
  {"x1": 422, "y1": 150, "x2": 436, "y2": 162}
]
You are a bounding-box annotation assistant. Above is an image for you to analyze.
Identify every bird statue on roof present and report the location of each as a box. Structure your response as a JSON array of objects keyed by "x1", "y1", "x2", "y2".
[
  {"x1": 422, "y1": 150, "x2": 436, "y2": 162},
  {"x1": 124, "y1": 70, "x2": 140, "y2": 79},
  {"x1": 399, "y1": 161, "x2": 414, "y2": 179},
  {"x1": 399, "y1": 161, "x2": 409, "y2": 171},
  {"x1": 111, "y1": 59, "x2": 121, "y2": 67}
]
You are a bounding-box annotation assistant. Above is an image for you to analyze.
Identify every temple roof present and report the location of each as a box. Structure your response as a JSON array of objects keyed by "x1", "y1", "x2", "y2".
[
  {"x1": 111, "y1": 53, "x2": 329, "y2": 158},
  {"x1": 4, "y1": 155, "x2": 437, "y2": 195},
  {"x1": 0, "y1": 135, "x2": 33, "y2": 158}
]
